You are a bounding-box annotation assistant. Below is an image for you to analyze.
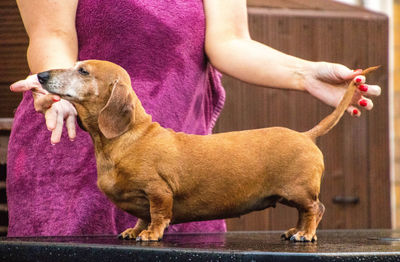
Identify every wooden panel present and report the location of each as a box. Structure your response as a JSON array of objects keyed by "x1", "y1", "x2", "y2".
[
  {"x1": 248, "y1": 0, "x2": 359, "y2": 11},
  {"x1": 214, "y1": 6, "x2": 391, "y2": 230},
  {"x1": 313, "y1": 17, "x2": 347, "y2": 230},
  {"x1": 0, "y1": 0, "x2": 29, "y2": 118},
  {"x1": 0, "y1": 0, "x2": 25, "y2": 235},
  {"x1": 366, "y1": 18, "x2": 391, "y2": 228},
  {"x1": 0, "y1": 163, "x2": 7, "y2": 236}
]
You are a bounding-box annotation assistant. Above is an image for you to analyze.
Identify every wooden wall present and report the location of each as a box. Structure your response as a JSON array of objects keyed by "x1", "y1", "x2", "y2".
[
  {"x1": 0, "y1": 0, "x2": 392, "y2": 233},
  {"x1": 0, "y1": 0, "x2": 28, "y2": 118},
  {"x1": 0, "y1": 0, "x2": 28, "y2": 236},
  {"x1": 214, "y1": 2, "x2": 391, "y2": 230},
  {"x1": 394, "y1": 0, "x2": 400, "y2": 228}
]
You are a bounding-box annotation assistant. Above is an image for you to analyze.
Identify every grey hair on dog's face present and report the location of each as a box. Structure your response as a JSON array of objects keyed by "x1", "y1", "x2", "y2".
[
  {"x1": 42, "y1": 62, "x2": 99, "y2": 101},
  {"x1": 38, "y1": 60, "x2": 136, "y2": 138}
]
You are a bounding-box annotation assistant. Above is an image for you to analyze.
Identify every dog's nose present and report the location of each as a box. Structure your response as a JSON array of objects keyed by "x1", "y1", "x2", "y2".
[{"x1": 37, "y1": 71, "x2": 50, "y2": 84}]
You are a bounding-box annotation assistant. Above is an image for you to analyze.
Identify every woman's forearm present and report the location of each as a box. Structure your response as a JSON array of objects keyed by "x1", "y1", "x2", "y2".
[
  {"x1": 27, "y1": 34, "x2": 78, "y2": 74},
  {"x1": 17, "y1": 0, "x2": 79, "y2": 74},
  {"x1": 204, "y1": 0, "x2": 313, "y2": 91},
  {"x1": 206, "y1": 37, "x2": 312, "y2": 91}
]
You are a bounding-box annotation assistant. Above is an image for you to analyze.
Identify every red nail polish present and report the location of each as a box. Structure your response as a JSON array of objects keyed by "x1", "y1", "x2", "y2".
[
  {"x1": 359, "y1": 99, "x2": 367, "y2": 107},
  {"x1": 355, "y1": 77, "x2": 362, "y2": 83},
  {"x1": 353, "y1": 109, "x2": 358, "y2": 115},
  {"x1": 358, "y1": 84, "x2": 368, "y2": 92},
  {"x1": 52, "y1": 97, "x2": 60, "y2": 102}
]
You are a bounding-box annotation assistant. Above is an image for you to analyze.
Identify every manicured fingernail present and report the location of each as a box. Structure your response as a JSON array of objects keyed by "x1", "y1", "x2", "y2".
[
  {"x1": 358, "y1": 84, "x2": 368, "y2": 92},
  {"x1": 353, "y1": 109, "x2": 359, "y2": 115},
  {"x1": 359, "y1": 99, "x2": 368, "y2": 107},
  {"x1": 52, "y1": 97, "x2": 60, "y2": 102},
  {"x1": 355, "y1": 77, "x2": 362, "y2": 83}
]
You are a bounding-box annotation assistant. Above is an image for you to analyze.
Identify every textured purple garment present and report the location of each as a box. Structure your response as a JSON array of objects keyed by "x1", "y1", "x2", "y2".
[{"x1": 7, "y1": 0, "x2": 226, "y2": 237}]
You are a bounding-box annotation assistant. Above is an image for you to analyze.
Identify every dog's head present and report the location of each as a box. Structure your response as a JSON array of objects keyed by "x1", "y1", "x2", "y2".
[{"x1": 38, "y1": 60, "x2": 135, "y2": 139}]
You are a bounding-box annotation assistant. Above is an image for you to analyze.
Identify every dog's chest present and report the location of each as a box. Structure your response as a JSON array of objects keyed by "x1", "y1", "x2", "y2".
[
  {"x1": 97, "y1": 175, "x2": 116, "y2": 197},
  {"x1": 97, "y1": 172, "x2": 150, "y2": 218}
]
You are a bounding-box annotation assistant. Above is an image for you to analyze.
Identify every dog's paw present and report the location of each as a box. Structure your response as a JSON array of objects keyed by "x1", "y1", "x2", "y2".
[
  {"x1": 281, "y1": 228, "x2": 298, "y2": 240},
  {"x1": 118, "y1": 228, "x2": 139, "y2": 240},
  {"x1": 289, "y1": 231, "x2": 317, "y2": 242},
  {"x1": 136, "y1": 230, "x2": 162, "y2": 242}
]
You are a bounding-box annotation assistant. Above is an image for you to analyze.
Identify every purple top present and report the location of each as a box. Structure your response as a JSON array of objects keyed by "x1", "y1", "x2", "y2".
[{"x1": 7, "y1": 0, "x2": 226, "y2": 236}]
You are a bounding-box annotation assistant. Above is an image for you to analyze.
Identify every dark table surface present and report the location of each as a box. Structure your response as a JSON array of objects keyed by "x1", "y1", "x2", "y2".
[{"x1": 2, "y1": 230, "x2": 400, "y2": 261}]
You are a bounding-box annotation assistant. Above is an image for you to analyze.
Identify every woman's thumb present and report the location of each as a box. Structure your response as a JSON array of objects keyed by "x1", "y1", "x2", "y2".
[
  {"x1": 10, "y1": 75, "x2": 41, "y2": 92},
  {"x1": 339, "y1": 66, "x2": 362, "y2": 81}
]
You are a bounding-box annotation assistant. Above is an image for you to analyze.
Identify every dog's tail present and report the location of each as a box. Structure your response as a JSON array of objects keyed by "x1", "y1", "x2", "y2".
[{"x1": 303, "y1": 66, "x2": 380, "y2": 140}]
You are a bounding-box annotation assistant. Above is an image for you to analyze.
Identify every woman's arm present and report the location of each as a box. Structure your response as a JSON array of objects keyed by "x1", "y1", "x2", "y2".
[
  {"x1": 203, "y1": 0, "x2": 381, "y2": 115},
  {"x1": 204, "y1": 0, "x2": 309, "y2": 91},
  {"x1": 14, "y1": 0, "x2": 79, "y2": 143},
  {"x1": 17, "y1": 0, "x2": 78, "y2": 72}
]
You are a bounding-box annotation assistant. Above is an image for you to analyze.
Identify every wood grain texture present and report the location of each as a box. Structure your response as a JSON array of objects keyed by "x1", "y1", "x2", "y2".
[
  {"x1": 247, "y1": 0, "x2": 361, "y2": 11},
  {"x1": 0, "y1": 0, "x2": 29, "y2": 118},
  {"x1": 214, "y1": 4, "x2": 390, "y2": 230}
]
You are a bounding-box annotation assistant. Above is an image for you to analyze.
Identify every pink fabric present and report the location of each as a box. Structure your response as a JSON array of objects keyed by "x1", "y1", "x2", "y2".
[{"x1": 7, "y1": 0, "x2": 226, "y2": 237}]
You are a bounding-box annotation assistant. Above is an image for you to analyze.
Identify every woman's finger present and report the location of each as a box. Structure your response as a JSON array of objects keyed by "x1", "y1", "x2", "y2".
[
  {"x1": 347, "y1": 105, "x2": 361, "y2": 117},
  {"x1": 33, "y1": 94, "x2": 60, "y2": 113},
  {"x1": 10, "y1": 79, "x2": 33, "y2": 92},
  {"x1": 45, "y1": 107, "x2": 58, "y2": 131},
  {"x1": 358, "y1": 97, "x2": 373, "y2": 111},
  {"x1": 65, "y1": 114, "x2": 77, "y2": 141},
  {"x1": 10, "y1": 75, "x2": 40, "y2": 92},
  {"x1": 50, "y1": 112, "x2": 64, "y2": 145},
  {"x1": 358, "y1": 84, "x2": 381, "y2": 97},
  {"x1": 353, "y1": 75, "x2": 366, "y2": 85}
]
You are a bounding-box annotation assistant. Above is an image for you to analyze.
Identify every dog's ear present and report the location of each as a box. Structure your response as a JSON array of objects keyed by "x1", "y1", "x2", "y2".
[{"x1": 98, "y1": 80, "x2": 134, "y2": 139}]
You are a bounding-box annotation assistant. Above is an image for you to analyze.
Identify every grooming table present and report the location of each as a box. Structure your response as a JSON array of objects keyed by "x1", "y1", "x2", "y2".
[{"x1": 1, "y1": 230, "x2": 400, "y2": 261}]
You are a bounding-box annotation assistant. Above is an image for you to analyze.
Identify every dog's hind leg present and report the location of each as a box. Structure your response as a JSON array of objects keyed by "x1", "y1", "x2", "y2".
[
  {"x1": 289, "y1": 200, "x2": 325, "y2": 242},
  {"x1": 281, "y1": 209, "x2": 304, "y2": 240}
]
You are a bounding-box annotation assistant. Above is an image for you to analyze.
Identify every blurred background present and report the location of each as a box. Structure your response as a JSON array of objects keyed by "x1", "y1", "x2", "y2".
[{"x1": 0, "y1": 0, "x2": 398, "y2": 236}]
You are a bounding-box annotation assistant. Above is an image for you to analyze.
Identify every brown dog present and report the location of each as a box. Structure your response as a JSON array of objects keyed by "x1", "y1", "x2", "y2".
[{"x1": 37, "y1": 60, "x2": 377, "y2": 242}]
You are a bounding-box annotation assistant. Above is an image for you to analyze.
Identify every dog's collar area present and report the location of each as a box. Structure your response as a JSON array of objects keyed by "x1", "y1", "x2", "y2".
[{"x1": 77, "y1": 116, "x2": 88, "y2": 132}]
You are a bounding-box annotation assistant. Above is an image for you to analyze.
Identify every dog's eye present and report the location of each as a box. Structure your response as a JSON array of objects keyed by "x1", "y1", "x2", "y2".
[{"x1": 78, "y1": 67, "x2": 89, "y2": 76}]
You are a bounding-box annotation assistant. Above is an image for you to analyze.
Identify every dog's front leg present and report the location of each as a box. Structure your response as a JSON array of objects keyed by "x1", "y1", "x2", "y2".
[
  {"x1": 118, "y1": 219, "x2": 149, "y2": 240},
  {"x1": 136, "y1": 189, "x2": 173, "y2": 242}
]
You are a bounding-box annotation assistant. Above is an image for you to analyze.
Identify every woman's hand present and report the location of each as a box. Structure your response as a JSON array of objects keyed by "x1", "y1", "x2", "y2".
[
  {"x1": 10, "y1": 75, "x2": 77, "y2": 144},
  {"x1": 303, "y1": 62, "x2": 381, "y2": 117},
  {"x1": 13, "y1": 0, "x2": 79, "y2": 144}
]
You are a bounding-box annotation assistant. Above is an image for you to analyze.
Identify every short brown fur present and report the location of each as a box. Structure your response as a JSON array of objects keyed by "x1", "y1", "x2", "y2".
[{"x1": 40, "y1": 60, "x2": 378, "y2": 242}]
